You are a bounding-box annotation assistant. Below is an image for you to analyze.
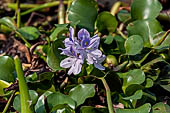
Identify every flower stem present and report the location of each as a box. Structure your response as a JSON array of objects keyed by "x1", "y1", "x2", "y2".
[
  {"x1": 100, "y1": 77, "x2": 115, "y2": 113},
  {"x1": 2, "y1": 90, "x2": 16, "y2": 113},
  {"x1": 14, "y1": 56, "x2": 33, "y2": 113}
]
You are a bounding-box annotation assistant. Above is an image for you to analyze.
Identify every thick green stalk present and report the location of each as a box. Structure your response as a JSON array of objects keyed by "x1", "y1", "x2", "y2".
[
  {"x1": 2, "y1": 90, "x2": 16, "y2": 113},
  {"x1": 14, "y1": 56, "x2": 33, "y2": 113},
  {"x1": 21, "y1": 1, "x2": 68, "y2": 16},
  {"x1": 101, "y1": 78, "x2": 115, "y2": 113}
]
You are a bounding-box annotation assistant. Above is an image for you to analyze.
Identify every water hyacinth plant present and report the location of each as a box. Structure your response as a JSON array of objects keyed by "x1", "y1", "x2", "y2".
[
  {"x1": 59, "y1": 27, "x2": 105, "y2": 75},
  {"x1": 0, "y1": 0, "x2": 170, "y2": 113}
]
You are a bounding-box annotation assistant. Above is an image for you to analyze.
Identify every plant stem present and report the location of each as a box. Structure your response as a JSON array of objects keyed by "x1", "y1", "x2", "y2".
[
  {"x1": 2, "y1": 90, "x2": 16, "y2": 113},
  {"x1": 58, "y1": 0, "x2": 65, "y2": 24},
  {"x1": 16, "y1": 0, "x2": 21, "y2": 28},
  {"x1": 100, "y1": 78, "x2": 115, "y2": 113},
  {"x1": 15, "y1": 31, "x2": 31, "y2": 48},
  {"x1": 110, "y1": 1, "x2": 122, "y2": 16},
  {"x1": 14, "y1": 56, "x2": 33, "y2": 113},
  {"x1": 21, "y1": 1, "x2": 68, "y2": 16},
  {"x1": 116, "y1": 28, "x2": 128, "y2": 39}
]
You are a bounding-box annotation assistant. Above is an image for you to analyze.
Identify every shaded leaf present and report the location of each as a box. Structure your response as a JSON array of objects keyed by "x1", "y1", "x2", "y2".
[
  {"x1": 69, "y1": 84, "x2": 95, "y2": 107},
  {"x1": 68, "y1": 0, "x2": 97, "y2": 32},
  {"x1": 96, "y1": 11, "x2": 118, "y2": 34},
  {"x1": 0, "y1": 56, "x2": 15, "y2": 82},
  {"x1": 116, "y1": 103, "x2": 151, "y2": 113},
  {"x1": 47, "y1": 39, "x2": 65, "y2": 71},
  {"x1": 80, "y1": 106, "x2": 109, "y2": 113}
]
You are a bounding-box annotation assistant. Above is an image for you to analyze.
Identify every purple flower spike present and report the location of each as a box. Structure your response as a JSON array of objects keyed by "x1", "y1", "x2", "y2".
[
  {"x1": 78, "y1": 28, "x2": 90, "y2": 41},
  {"x1": 59, "y1": 27, "x2": 106, "y2": 75}
]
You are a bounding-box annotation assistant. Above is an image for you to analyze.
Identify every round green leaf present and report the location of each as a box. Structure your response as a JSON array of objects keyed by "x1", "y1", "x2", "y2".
[
  {"x1": 47, "y1": 92, "x2": 76, "y2": 110},
  {"x1": 96, "y1": 11, "x2": 118, "y2": 34},
  {"x1": 127, "y1": 19, "x2": 162, "y2": 47},
  {"x1": 125, "y1": 35, "x2": 143, "y2": 55},
  {"x1": 131, "y1": 0, "x2": 162, "y2": 20},
  {"x1": 0, "y1": 56, "x2": 15, "y2": 82},
  {"x1": 69, "y1": 84, "x2": 95, "y2": 107},
  {"x1": 18, "y1": 26, "x2": 40, "y2": 40},
  {"x1": 121, "y1": 69, "x2": 145, "y2": 92},
  {"x1": 68, "y1": 0, "x2": 98, "y2": 32},
  {"x1": 35, "y1": 91, "x2": 53, "y2": 113}
]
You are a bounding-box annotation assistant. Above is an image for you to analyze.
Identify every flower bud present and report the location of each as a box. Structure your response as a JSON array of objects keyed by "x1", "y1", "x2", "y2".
[{"x1": 105, "y1": 55, "x2": 118, "y2": 67}]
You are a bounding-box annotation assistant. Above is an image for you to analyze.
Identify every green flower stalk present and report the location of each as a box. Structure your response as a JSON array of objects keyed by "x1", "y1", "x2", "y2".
[{"x1": 14, "y1": 56, "x2": 33, "y2": 113}]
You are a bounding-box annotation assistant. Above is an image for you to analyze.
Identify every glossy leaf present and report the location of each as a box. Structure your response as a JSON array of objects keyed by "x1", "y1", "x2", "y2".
[
  {"x1": 116, "y1": 103, "x2": 151, "y2": 113},
  {"x1": 125, "y1": 35, "x2": 143, "y2": 55},
  {"x1": 18, "y1": 26, "x2": 40, "y2": 40},
  {"x1": 68, "y1": 0, "x2": 98, "y2": 32},
  {"x1": 69, "y1": 84, "x2": 95, "y2": 107},
  {"x1": 47, "y1": 39, "x2": 64, "y2": 71},
  {"x1": 123, "y1": 90, "x2": 143, "y2": 100},
  {"x1": 127, "y1": 19, "x2": 163, "y2": 47},
  {"x1": 0, "y1": 17, "x2": 16, "y2": 31},
  {"x1": 96, "y1": 11, "x2": 118, "y2": 34},
  {"x1": 118, "y1": 69, "x2": 145, "y2": 92},
  {"x1": 35, "y1": 91, "x2": 53, "y2": 113},
  {"x1": 0, "y1": 56, "x2": 15, "y2": 82},
  {"x1": 152, "y1": 102, "x2": 170, "y2": 113},
  {"x1": 80, "y1": 106, "x2": 109, "y2": 113},
  {"x1": 131, "y1": 0, "x2": 162, "y2": 20},
  {"x1": 47, "y1": 92, "x2": 76, "y2": 110}
]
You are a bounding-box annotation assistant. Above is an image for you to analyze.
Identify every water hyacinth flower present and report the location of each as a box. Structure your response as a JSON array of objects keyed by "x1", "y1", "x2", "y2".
[{"x1": 59, "y1": 27, "x2": 105, "y2": 75}]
